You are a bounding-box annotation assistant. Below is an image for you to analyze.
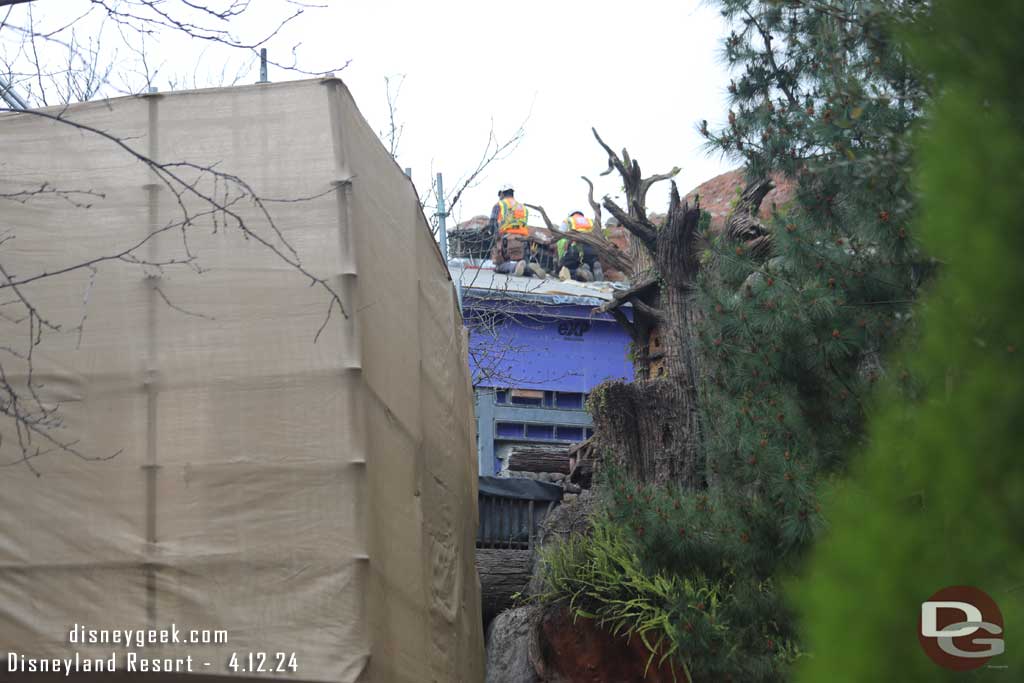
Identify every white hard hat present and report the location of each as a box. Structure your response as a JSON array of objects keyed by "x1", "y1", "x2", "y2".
[{"x1": 498, "y1": 183, "x2": 514, "y2": 193}]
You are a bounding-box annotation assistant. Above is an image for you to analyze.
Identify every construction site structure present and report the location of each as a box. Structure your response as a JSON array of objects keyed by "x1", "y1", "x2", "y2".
[{"x1": 0, "y1": 78, "x2": 484, "y2": 682}]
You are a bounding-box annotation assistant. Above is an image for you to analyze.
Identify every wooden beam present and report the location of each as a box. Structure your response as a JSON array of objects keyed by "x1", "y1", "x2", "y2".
[{"x1": 593, "y1": 273, "x2": 659, "y2": 314}]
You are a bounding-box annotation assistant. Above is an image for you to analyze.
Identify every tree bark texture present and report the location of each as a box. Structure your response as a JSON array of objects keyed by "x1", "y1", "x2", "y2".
[
  {"x1": 477, "y1": 548, "x2": 532, "y2": 620},
  {"x1": 724, "y1": 178, "x2": 775, "y2": 256},
  {"x1": 587, "y1": 129, "x2": 705, "y2": 488},
  {"x1": 508, "y1": 447, "x2": 572, "y2": 474}
]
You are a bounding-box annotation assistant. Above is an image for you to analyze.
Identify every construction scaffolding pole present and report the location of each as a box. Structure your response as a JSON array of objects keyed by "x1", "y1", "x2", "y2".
[
  {"x1": 436, "y1": 172, "x2": 449, "y2": 262},
  {"x1": 435, "y1": 172, "x2": 463, "y2": 312},
  {"x1": 0, "y1": 75, "x2": 29, "y2": 110}
]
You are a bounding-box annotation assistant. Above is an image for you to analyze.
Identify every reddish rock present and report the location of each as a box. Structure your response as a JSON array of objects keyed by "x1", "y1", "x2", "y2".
[
  {"x1": 683, "y1": 168, "x2": 795, "y2": 234},
  {"x1": 536, "y1": 608, "x2": 681, "y2": 682},
  {"x1": 457, "y1": 214, "x2": 491, "y2": 231},
  {"x1": 590, "y1": 225, "x2": 630, "y2": 281}
]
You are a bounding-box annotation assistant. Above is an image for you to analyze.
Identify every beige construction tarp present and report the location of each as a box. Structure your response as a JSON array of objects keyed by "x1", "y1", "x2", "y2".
[{"x1": 0, "y1": 78, "x2": 483, "y2": 682}]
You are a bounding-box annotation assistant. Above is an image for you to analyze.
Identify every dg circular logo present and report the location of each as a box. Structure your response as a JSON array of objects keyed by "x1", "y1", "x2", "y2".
[{"x1": 919, "y1": 585, "x2": 1005, "y2": 670}]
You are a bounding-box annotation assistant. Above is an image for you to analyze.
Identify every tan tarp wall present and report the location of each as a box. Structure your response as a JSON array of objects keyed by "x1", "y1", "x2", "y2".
[{"x1": 0, "y1": 78, "x2": 484, "y2": 682}]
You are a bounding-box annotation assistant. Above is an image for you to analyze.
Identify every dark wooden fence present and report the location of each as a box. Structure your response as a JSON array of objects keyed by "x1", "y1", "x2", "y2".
[
  {"x1": 476, "y1": 477, "x2": 562, "y2": 619},
  {"x1": 477, "y1": 494, "x2": 556, "y2": 550}
]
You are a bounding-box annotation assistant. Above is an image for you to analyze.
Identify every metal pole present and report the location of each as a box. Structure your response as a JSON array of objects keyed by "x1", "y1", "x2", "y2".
[
  {"x1": 257, "y1": 48, "x2": 269, "y2": 84},
  {"x1": 436, "y1": 172, "x2": 449, "y2": 262},
  {"x1": 435, "y1": 172, "x2": 463, "y2": 312},
  {"x1": 0, "y1": 74, "x2": 29, "y2": 110}
]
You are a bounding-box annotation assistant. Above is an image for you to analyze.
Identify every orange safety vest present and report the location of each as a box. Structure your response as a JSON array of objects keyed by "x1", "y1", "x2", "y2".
[
  {"x1": 497, "y1": 197, "x2": 529, "y2": 236},
  {"x1": 567, "y1": 214, "x2": 594, "y2": 232}
]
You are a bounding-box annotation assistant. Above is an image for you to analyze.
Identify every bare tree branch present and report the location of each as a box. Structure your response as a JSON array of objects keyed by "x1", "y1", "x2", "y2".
[
  {"x1": 592, "y1": 127, "x2": 680, "y2": 251},
  {"x1": 380, "y1": 73, "x2": 405, "y2": 159},
  {"x1": 0, "y1": 99, "x2": 346, "y2": 470},
  {"x1": 525, "y1": 202, "x2": 633, "y2": 275},
  {"x1": 0, "y1": 0, "x2": 348, "y2": 109},
  {"x1": 443, "y1": 114, "x2": 529, "y2": 220},
  {"x1": 581, "y1": 175, "x2": 603, "y2": 229}
]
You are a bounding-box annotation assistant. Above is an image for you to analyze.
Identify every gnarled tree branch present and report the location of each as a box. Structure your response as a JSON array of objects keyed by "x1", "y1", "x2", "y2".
[
  {"x1": 526, "y1": 202, "x2": 633, "y2": 275},
  {"x1": 592, "y1": 127, "x2": 679, "y2": 252},
  {"x1": 581, "y1": 175, "x2": 603, "y2": 229},
  {"x1": 724, "y1": 177, "x2": 774, "y2": 256}
]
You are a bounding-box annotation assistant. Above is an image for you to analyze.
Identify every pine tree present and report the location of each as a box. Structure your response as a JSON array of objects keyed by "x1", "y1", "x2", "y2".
[
  {"x1": 546, "y1": 1, "x2": 931, "y2": 680},
  {"x1": 695, "y1": 0, "x2": 930, "y2": 573},
  {"x1": 796, "y1": 1, "x2": 1024, "y2": 679},
  {"x1": 685, "y1": 0, "x2": 929, "y2": 675}
]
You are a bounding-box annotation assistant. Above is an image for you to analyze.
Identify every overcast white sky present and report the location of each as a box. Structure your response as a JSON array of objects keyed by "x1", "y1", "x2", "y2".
[
  {"x1": 8, "y1": 0, "x2": 740, "y2": 225},
  {"x1": 311, "y1": 0, "x2": 739, "y2": 224}
]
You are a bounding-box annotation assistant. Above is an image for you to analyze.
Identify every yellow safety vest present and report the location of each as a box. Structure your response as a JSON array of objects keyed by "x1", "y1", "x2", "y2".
[
  {"x1": 497, "y1": 197, "x2": 529, "y2": 236},
  {"x1": 567, "y1": 214, "x2": 594, "y2": 232},
  {"x1": 557, "y1": 214, "x2": 594, "y2": 260}
]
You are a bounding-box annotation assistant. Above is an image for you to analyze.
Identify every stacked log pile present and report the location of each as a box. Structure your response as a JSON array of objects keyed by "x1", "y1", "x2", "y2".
[{"x1": 479, "y1": 442, "x2": 596, "y2": 621}]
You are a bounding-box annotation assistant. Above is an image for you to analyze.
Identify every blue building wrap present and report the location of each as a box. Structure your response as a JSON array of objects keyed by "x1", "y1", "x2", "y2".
[{"x1": 460, "y1": 272, "x2": 634, "y2": 476}]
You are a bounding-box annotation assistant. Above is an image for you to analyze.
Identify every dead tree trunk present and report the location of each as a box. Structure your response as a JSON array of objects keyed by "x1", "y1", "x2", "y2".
[
  {"x1": 477, "y1": 548, "x2": 532, "y2": 619},
  {"x1": 586, "y1": 129, "x2": 705, "y2": 488}
]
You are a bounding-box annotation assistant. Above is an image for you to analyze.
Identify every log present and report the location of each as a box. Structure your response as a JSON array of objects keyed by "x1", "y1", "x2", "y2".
[
  {"x1": 508, "y1": 447, "x2": 572, "y2": 474},
  {"x1": 477, "y1": 548, "x2": 533, "y2": 619},
  {"x1": 593, "y1": 273, "x2": 659, "y2": 314}
]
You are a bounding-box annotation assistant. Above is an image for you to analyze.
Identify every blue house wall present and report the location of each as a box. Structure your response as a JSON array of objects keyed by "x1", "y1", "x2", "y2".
[{"x1": 465, "y1": 296, "x2": 634, "y2": 475}]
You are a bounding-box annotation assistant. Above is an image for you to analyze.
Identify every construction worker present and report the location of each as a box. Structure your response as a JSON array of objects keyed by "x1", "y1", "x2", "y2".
[
  {"x1": 488, "y1": 184, "x2": 548, "y2": 277},
  {"x1": 557, "y1": 211, "x2": 604, "y2": 282}
]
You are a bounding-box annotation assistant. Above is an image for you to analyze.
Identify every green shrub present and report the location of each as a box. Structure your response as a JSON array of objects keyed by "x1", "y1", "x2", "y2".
[
  {"x1": 795, "y1": 1, "x2": 1024, "y2": 680},
  {"x1": 538, "y1": 513, "x2": 686, "y2": 677},
  {"x1": 538, "y1": 474, "x2": 801, "y2": 681}
]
